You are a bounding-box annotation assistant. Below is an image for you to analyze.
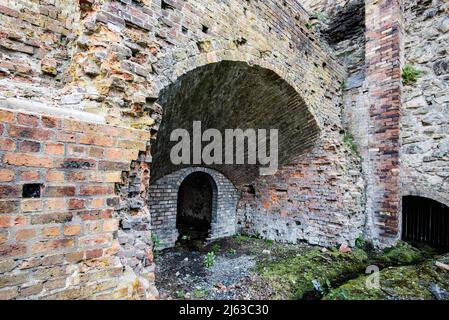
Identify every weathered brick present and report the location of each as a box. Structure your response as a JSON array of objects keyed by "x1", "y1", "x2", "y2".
[
  {"x1": 98, "y1": 161, "x2": 130, "y2": 171},
  {"x1": 0, "y1": 109, "x2": 15, "y2": 123},
  {"x1": 0, "y1": 137, "x2": 16, "y2": 151},
  {"x1": 68, "y1": 198, "x2": 86, "y2": 210},
  {"x1": 42, "y1": 115, "x2": 60, "y2": 129},
  {"x1": 16, "y1": 228, "x2": 36, "y2": 242},
  {"x1": 30, "y1": 213, "x2": 73, "y2": 225},
  {"x1": 78, "y1": 133, "x2": 114, "y2": 147},
  {"x1": 45, "y1": 142, "x2": 65, "y2": 155},
  {"x1": 0, "y1": 200, "x2": 19, "y2": 214},
  {"x1": 45, "y1": 198, "x2": 66, "y2": 211},
  {"x1": 31, "y1": 239, "x2": 74, "y2": 254},
  {"x1": 21, "y1": 199, "x2": 43, "y2": 212},
  {"x1": 64, "y1": 224, "x2": 81, "y2": 236},
  {"x1": 19, "y1": 140, "x2": 41, "y2": 153},
  {"x1": 46, "y1": 170, "x2": 65, "y2": 182},
  {"x1": 79, "y1": 185, "x2": 114, "y2": 196},
  {"x1": 0, "y1": 169, "x2": 15, "y2": 182},
  {"x1": 0, "y1": 185, "x2": 21, "y2": 198},
  {"x1": 44, "y1": 186, "x2": 76, "y2": 197},
  {"x1": 0, "y1": 244, "x2": 26, "y2": 258},
  {"x1": 103, "y1": 219, "x2": 119, "y2": 232},
  {"x1": 4, "y1": 153, "x2": 53, "y2": 168},
  {"x1": 8, "y1": 125, "x2": 54, "y2": 141},
  {"x1": 19, "y1": 170, "x2": 40, "y2": 181},
  {"x1": 17, "y1": 113, "x2": 39, "y2": 127},
  {"x1": 41, "y1": 226, "x2": 61, "y2": 238}
]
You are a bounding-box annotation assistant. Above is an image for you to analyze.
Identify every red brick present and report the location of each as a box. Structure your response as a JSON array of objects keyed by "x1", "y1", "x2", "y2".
[
  {"x1": 44, "y1": 186, "x2": 76, "y2": 197},
  {"x1": 42, "y1": 115, "x2": 60, "y2": 128},
  {"x1": 86, "y1": 249, "x2": 103, "y2": 259},
  {"x1": 68, "y1": 198, "x2": 86, "y2": 210},
  {"x1": 64, "y1": 224, "x2": 81, "y2": 236},
  {"x1": 16, "y1": 228, "x2": 36, "y2": 241},
  {"x1": 0, "y1": 169, "x2": 15, "y2": 182},
  {"x1": 31, "y1": 239, "x2": 74, "y2": 254},
  {"x1": 45, "y1": 142, "x2": 64, "y2": 155},
  {"x1": 0, "y1": 215, "x2": 26, "y2": 228},
  {"x1": 0, "y1": 109, "x2": 14, "y2": 123},
  {"x1": 103, "y1": 219, "x2": 119, "y2": 232},
  {"x1": 30, "y1": 212, "x2": 72, "y2": 225},
  {"x1": 98, "y1": 161, "x2": 130, "y2": 171},
  {"x1": 90, "y1": 198, "x2": 106, "y2": 209},
  {"x1": 78, "y1": 133, "x2": 114, "y2": 147},
  {"x1": 67, "y1": 171, "x2": 88, "y2": 182},
  {"x1": 79, "y1": 185, "x2": 114, "y2": 196},
  {"x1": 0, "y1": 138, "x2": 16, "y2": 151},
  {"x1": 19, "y1": 140, "x2": 41, "y2": 153},
  {"x1": 46, "y1": 170, "x2": 64, "y2": 182},
  {"x1": 104, "y1": 171, "x2": 122, "y2": 183},
  {"x1": 19, "y1": 170, "x2": 40, "y2": 181},
  {"x1": 56, "y1": 132, "x2": 76, "y2": 143},
  {"x1": 79, "y1": 234, "x2": 112, "y2": 247},
  {"x1": 59, "y1": 158, "x2": 97, "y2": 169},
  {"x1": 67, "y1": 145, "x2": 86, "y2": 157},
  {"x1": 0, "y1": 244, "x2": 26, "y2": 258},
  {"x1": 45, "y1": 198, "x2": 66, "y2": 211},
  {"x1": 4, "y1": 153, "x2": 53, "y2": 168},
  {"x1": 17, "y1": 113, "x2": 39, "y2": 127},
  {"x1": 8, "y1": 125, "x2": 53, "y2": 140},
  {"x1": 88, "y1": 147, "x2": 104, "y2": 158},
  {"x1": 21, "y1": 199, "x2": 43, "y2": 212},
  {"x1": 41, "y1": 226, "x2": 60, "y2": 238},
  {"x1": 78, "y1": 209, "x2": 113, "y2": 221},
  {"x1": 0, "y1": 200, "x2": 19, "y2": 214},
  {"x1": 117, "y1": 139, "x2": 146, "y2": 150},
  {"x1": 65, "y1": 251, "x2": 84, "y2": 263},
  {"x1": 0, "y1": 185, "x2": 20, "y2": 198}
]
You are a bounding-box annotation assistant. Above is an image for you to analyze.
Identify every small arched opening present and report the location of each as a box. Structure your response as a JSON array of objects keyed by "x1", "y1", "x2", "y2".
[
  {"x1": 176, "y1": 172, "x2": 217, "y2": 241},
  {"x1": 402, "y1": 196, "x2": 449, "y2": 251}
]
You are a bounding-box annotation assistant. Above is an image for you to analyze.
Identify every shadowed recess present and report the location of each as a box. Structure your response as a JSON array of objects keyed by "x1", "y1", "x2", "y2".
[{"x1": 152, "y1": 61, "x2": 320, "y2": 186}]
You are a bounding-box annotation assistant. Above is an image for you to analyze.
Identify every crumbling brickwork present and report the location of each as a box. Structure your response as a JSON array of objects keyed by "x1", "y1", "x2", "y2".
[
  {"x1": 0, "y1": 106, "x2": 156, "y2": 299},
  {"x1": 1, "y1": 0, "x2": 447, "y2": 300}
]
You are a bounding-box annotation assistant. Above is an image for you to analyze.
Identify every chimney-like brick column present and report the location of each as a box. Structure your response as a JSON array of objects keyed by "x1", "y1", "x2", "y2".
[{"x1": 365, "y1": 0, "x2": 403, "y2": 246}]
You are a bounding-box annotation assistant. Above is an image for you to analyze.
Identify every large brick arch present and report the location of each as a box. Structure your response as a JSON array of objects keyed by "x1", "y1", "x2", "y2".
[
  {"x1": 151, "y1": 60, "x2": 321, "y2": 185},
  {"x1": 149, "y1": 167, "x2": 239, "y2": 248}
]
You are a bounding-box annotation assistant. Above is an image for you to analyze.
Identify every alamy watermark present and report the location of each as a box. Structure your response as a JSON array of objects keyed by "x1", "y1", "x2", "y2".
[{"x1": 170, "y1": 121, "x2": 279, "y2": 175}]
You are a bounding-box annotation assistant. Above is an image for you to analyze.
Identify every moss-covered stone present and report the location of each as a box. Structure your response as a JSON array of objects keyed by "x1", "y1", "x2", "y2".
[
  {"x1": 257, "y1": 247, "x2": 368, "y2": 300},
  {"x1": 371, "y1": 241, "x2": 437, "y2": 268},
  {"x1": 325, "y1": 253, "x2": 449, "y2": 300}
]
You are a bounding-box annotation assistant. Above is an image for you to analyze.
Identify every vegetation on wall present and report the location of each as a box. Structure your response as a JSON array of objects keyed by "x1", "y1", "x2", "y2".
[{"x1": 402, "y1": 64, "x2": 421, "y2": 85}]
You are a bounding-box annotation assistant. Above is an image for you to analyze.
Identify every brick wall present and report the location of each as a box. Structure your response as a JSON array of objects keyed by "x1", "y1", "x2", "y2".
[
  {"x1": 150, "y1": 167, "x2": 239, "y2": 249},
  {"x1": 365, "y1": 0, "x2": 403, "y2": 246},
  {"x1": 0, "y1": 107, "x2": 156, "y2": 299}
]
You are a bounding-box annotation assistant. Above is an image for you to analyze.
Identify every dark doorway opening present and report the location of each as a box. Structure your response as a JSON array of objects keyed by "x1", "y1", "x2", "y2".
[
  {"x1": 402, "y1": 196, "x2": 449, "y2": 251},
  {"x1": 177, "y1": 172, "x2": 215, "y2": 242}
]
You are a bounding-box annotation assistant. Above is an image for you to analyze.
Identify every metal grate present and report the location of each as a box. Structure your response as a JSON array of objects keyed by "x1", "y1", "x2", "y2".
[{"x1": 402, "y1": 196, "x2": 449, "y2": 250}]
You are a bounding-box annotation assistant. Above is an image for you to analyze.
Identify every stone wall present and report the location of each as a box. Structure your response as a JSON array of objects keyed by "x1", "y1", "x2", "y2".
[
  {"x1": 0, "y1": 105, "x2": 156, "y2": 299},
  {"x1": 401, "y1": 0, "x2": 449, "y2": 207}
]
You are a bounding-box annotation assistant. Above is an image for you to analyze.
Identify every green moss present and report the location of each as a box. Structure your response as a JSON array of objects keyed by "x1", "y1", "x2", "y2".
[
  {"x1": 325, "y1": 253, "x2": 449, "y2": 300},
  {"x1": 402, "y1": 64, "x2": 421, "y2": 85},
  {"x1": 372, "y1": 241, "x2": 436, "y2": 268},
  {"x1": 343, "y1": 133, "x2": 360, "y2": 158},
  {"x1": 257, "y1": 247, "x2": 368, "y2": 300}
]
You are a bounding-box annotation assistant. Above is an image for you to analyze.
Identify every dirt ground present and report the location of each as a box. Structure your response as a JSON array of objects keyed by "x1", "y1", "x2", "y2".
[{"x1": 154, "y1": 235, "x2": 449, "y2": 300}]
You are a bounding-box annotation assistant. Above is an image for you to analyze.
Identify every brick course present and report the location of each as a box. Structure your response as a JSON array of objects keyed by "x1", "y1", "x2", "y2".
[{"x1": 0, "y1": 107, "x2": 153, "y2": 299}]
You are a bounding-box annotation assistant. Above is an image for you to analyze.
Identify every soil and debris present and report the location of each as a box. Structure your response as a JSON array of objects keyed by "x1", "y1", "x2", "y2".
[{"x1": 155, "y1": 236, "x2": 449, "y2": 300}]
